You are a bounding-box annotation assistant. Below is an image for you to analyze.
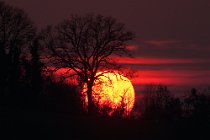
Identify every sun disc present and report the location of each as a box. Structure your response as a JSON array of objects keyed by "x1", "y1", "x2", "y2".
[{"x1": 82, "y1": 71, "x2": 135, "y2": 116}]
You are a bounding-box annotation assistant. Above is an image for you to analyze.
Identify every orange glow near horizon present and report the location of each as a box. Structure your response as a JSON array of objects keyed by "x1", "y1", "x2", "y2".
[
  {"x1": 43, "y1": 66, "x2": 210, "y2": 91},
  {"x1": 82, "y1": 72, "x2": 135, "y2": 116}
]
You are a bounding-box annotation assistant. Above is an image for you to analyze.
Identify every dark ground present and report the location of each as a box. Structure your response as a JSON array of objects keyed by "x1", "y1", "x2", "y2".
[{"x1": 1, "y1": 110, "x2": 209, "y2": 140}]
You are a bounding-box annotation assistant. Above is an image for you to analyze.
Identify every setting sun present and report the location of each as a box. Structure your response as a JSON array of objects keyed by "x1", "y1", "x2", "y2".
[{"x1": 82, "y1": 72, "x2": 135, "y2": 116}]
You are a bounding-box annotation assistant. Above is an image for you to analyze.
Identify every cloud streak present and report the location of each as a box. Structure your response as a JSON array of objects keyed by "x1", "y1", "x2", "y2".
[
  {"x1": 113, "y1": 56, "x2": 204, "y2": 65},
  {"x1": 131, "y1": 70, "x2": 210, "y2": 89},
  {"x1": 5, "y1": 0, "x2": 210, "y2": 94}
]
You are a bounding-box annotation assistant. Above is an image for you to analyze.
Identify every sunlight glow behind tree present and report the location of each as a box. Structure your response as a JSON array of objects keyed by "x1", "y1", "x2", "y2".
[{"x1": 41, "y1": 14, "x2": 134, "y2": 114}]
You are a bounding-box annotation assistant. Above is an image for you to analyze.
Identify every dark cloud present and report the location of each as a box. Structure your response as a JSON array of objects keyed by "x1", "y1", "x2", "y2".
[
  {"x1": 125, "y1": 63, "x2": 210, "y2": 71},
  {"x1": 134, "y1": 41, "x2": 210, "y2": 59},
  {"x1": 5, "y1": 0, "x2": 210, "y2": 40},
  {"x1": 4, "y1": 0, "x2": 210, "y2": 93}
]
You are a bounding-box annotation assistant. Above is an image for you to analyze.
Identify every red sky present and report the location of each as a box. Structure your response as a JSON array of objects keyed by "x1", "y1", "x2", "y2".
[
  {"x1": 115, "y1": 53, "x2": 210, "y2": 95},
  {"x1": 5, "y1": 0, "x2": 210, "y2": 94}
]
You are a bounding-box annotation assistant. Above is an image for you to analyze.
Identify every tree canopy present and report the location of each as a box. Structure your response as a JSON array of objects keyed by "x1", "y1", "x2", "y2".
[
  {"x1": 41, "y1": 14, "x2": 134, "y2": 113},
  {"x1": 0, "y1": 1, "x2": 35, "y2": 94}
]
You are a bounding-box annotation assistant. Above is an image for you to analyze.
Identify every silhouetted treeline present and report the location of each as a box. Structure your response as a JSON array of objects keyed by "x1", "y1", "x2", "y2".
[
  {"x1": 135, "y1": 85, "x2": 210, "y2": 140},
  {"x1": 0, "y1": 1, "x2": 83, "y2": 114},
  {"x1": 1, "y1": 1, "x2": 210, "y2": 140}
]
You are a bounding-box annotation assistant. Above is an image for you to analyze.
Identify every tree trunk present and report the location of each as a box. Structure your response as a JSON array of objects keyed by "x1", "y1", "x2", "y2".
[
  {"x1": 0, "y1": 43, "x2": 6, "y2": 95},
  {"x1": 87, "y1": 81, "x2": 95, "y2": 115}
]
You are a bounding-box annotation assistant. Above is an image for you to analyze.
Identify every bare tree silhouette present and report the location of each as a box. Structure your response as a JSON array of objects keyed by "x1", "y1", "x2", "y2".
[
  {"x1": 0, "y1": 1, "x2": 35, "y2": 95},
  {"x1": 184, "y1": 88, "x2": 210, "y2": 120},
  {"x1": 142, "y1": 84, "x2": 182, "y2": 123},
  {"x1": 40, "y1": 14, "x2": 134, "y2": 114}
]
